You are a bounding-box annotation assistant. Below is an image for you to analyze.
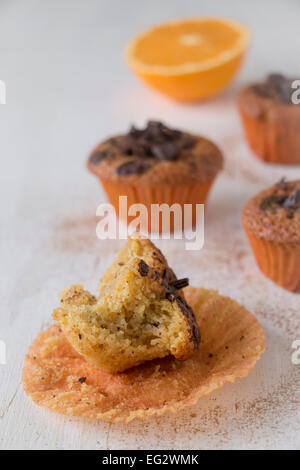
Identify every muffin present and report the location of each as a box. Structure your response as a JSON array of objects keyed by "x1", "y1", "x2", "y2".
[
  {"x1": 242, "y1": 179, "x2": 300, "y2": 292},
  {"x1": 87, "y1": 120, "x2": 223, "y2": 231},
  {"x1": 238, "y1": 74, "x2": 300, "y2": 164},
  {"x1": 53, "y1": 234, "x2": 200, "y2": 373}
]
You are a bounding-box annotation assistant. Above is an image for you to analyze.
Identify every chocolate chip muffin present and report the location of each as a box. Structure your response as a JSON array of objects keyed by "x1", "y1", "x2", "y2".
[
  {"x1": 238, "y1": 74, "x2": 300, "y2": 164},
  {"x1": 53, "y1": 234, "x2": 200, "y2": 373},
  {"x1": 242, "y1": 179, "x2": 300, "y2": 292},
  {"x1": 87, "y1": 120, "x2": 223, "y2": 231}
]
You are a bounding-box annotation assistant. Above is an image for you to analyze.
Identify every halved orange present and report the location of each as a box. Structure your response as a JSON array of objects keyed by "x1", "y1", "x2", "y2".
[{"x1": 125, "y1": 17, "x2": 250, "y2": 102}]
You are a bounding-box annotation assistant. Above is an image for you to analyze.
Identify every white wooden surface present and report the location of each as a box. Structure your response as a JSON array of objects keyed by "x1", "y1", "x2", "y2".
[{"x1": 0, "y1": 0, "x2": 300, "y2": 450}]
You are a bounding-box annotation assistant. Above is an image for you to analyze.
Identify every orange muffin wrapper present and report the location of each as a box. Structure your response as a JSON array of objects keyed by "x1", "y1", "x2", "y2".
[
  {"x1": 239, "y1": 106, "x2": 300, "y2": 165},
  {"x1": 245, "y1": 228, "x2": 300, "y2": 292},
  {"x1": 99, "y1": 178, "x2": 215, "y2": 232},
  {"x1": 22, "y1": 287, "x2": 266, "y2": 423}
]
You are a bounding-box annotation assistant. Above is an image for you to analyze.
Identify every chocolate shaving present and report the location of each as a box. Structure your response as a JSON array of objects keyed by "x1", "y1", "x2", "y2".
[
  {"x1": 138, "y1": 260, "x2": 150, "y2": 277},
  {"x1": 151, "y1": 142, "x2": 179, "y2": 161},
  {"x1": 254, "y1": 73, "x2": 293, "y2": 104},
  {"x1": 162, "y1": 270, "x2": 195, "y2": 330},
  {"x1": 174, "y1": 294, "x2": 201, "y2": 348},
  {"x1": 180, "y1": 135, "x2": 197, "y2": 149},
  {"x1": 136, "y1": 264, "x2": 199, "y2": 350},
  {"x1": 113, "y1": 120, "x2": 196, "y2": 174},
  {"x1": 116, "y1": 134, "x2": 152, "y2": 157},
  {"x1": 259, "y1": 194, "x2": 286, "y2": 211},
  {"x1": 275, "y1": 177, "x2": 288, "y2": 190},
  {"x1": 283, "y1": 189, "x2": 300, "y2": 210},
  {"x1": 169, "y1": 278, "x2": 189, "y2": 290},
  {"x1": 267, "y1": 74, "x2": 291, "y2": 103},
  {"x1": 149, "y1": 270, "x2": 160, "y2": 281},
  {"x1": 116, "y1": 160, "x2": 151, "y2": 176},
  {"x1": 90, "y1": 150, "x2": 112, "y2": 165},
  {"x1": 162, "y1": 267, "x2": 177, "y2": 287},
  {"x1": 260, "y1": 181, "x2": 300, "y2": 215}
]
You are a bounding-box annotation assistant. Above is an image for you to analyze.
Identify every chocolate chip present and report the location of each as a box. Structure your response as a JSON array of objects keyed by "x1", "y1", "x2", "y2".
[
  {"x1": 116, "y1": 160, "x2": 151, "y2": 176},
  {"x1": 78, "y1": 377, "x2": 86, "y2": 383},
  {"x1": 138, "y1": 260, "x2": 149, "y2": 277}
]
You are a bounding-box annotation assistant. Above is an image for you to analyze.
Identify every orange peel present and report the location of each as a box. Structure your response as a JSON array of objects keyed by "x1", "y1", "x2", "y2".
[{"x1": 22, "y1": 287, "x2": 265, "y2": 422}]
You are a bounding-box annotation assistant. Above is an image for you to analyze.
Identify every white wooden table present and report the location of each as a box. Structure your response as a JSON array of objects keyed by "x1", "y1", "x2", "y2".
[{"x1": 0, "y1": 0, "x2": 299, "y2": 450}]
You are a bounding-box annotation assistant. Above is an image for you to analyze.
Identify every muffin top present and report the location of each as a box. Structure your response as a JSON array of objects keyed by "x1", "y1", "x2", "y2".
[
  {"x1": 242, "y1": 179, "x2": 300, "y2": 244},
  {"x1": 87, "y1": 120, "x2": 223, "y2": 185},
  {"x1": 238, "y1": 74, "x2": 300, "y2": 119}
]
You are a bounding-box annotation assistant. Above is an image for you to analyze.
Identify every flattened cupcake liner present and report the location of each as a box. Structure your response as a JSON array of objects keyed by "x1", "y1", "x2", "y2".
[
  {"x1": 244, "y1": 228, "x2": 300, "y2": 292},
  {"x1": 100, "y1": 178, "x2": 215, "y2": 232},
  {"x1": 22, "y1": 287, "x2": 265, "y2": 423}
]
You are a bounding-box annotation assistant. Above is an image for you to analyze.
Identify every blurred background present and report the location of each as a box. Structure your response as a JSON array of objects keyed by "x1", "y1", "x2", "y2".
[{"x1": 1, "y1": 0, "x2": 300, "y2": 221}]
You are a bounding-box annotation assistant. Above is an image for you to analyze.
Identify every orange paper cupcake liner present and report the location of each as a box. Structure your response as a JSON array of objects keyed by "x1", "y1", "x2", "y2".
[
  {"x1": 22, "y1": 287, "x2": 265, "y2": 423},
  {"x1": 99, "y1": 178, "x2": 214, "y2": 232},
  {"x1": 245, "y1": 228, "x2": 300, "y2": 292},
  {"x1": 239, "y1": 107, "x2": 300, "y2": 165}
]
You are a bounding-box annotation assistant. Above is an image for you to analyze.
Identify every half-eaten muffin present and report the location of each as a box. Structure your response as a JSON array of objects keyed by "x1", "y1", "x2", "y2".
[{"x1": 53, "y1": 234, "x2": 200, "y2": 373}]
